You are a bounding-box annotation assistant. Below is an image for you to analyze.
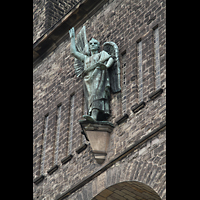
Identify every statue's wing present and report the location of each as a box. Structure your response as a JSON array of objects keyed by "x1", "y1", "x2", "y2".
[
  {"x1": 103, "y1": 42, "x2": 121, "y2": 93},
  {"x1": 74, "y1": 26, "x2": 90, "y2": 77}
]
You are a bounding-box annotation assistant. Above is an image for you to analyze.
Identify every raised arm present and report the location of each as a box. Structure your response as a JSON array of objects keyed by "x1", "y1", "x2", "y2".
[{"x1": 69, "y1": 27, "x2": 85, "y2": 62}]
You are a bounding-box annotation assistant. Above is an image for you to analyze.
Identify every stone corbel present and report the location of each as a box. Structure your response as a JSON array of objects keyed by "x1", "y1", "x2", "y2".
[{"x1": 79, "y1": 120, "x2": 114, "y2": 164}]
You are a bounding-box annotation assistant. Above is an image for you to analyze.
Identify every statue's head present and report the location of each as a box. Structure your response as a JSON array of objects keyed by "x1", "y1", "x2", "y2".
[{"x1": 89, "y1": 38, "x2": 100, "y2": 52}]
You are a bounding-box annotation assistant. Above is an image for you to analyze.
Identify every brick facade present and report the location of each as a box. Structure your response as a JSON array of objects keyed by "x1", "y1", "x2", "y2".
[
  {"x1": 33, "y1": 0, "x2": 82, "y2": 43},
  {"x1": 33, "y1": 0, "x2": 166, "y2": 199}
]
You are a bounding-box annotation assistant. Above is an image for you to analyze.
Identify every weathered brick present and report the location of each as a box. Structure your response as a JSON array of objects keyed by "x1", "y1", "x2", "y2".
[{"x1": 33, "y1": 0, "x2": 166, "y2": 199}]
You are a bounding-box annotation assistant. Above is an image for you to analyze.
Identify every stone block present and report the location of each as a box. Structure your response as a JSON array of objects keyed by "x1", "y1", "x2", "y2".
[{"x1": 80, "y1": 120, "x2": 114, "y2": 164}]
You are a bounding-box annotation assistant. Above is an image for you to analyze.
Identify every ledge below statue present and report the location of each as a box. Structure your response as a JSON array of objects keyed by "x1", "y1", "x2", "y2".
[{"x1": 79, "y1": 119, "x2": 114, "y2": 164}]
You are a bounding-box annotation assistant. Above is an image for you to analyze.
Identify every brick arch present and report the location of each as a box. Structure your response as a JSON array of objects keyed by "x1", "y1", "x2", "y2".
[
  {"x1": 92, "y1": 181, "x2": 161, "y2": 200},
  {"x1": 90, "y1": 158, "x2": 166, "y2": 200},
  {"x1": 68, "y1": 131, "x2": 166, "y2": 200}
]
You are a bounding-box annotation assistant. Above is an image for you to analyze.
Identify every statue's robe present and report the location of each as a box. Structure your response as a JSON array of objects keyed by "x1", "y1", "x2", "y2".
[{"x1": 83, "y1": 50, "x2": 111, "y2": 118}]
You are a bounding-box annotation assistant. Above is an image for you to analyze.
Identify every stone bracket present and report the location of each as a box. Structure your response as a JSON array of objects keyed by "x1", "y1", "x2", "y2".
[{"x1": 79, "y1": 120, "x2": 114, "y2": 164}]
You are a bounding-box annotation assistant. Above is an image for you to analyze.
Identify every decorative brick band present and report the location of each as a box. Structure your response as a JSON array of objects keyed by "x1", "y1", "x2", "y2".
[
  {"x1": 148, "y1": 88, "x2": 163, "y2": 100},
  {"x1": 131, "y1": 101, "x2": 146, "y2": 113},
  {"x1": 33, "y1": 174, "x2": 45, "y2": 185},
  {"x1": 61, "y1": 154, "x2": 73, "y2": 165},
  {"x1": 115, "y1": 113, "x2": 129, "y2": 125},
  {"x1": 76, "y1": 143, "x2": 88, "y2": 154},
  {"x1": 47, "y1": 164, "x2": 59, "y2": 175}
]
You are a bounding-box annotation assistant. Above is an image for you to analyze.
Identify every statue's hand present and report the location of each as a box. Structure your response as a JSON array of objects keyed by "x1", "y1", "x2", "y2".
[
  {"x1": 69, "y1": 27, "x2": 75, "y2": 39},
  {"x1": 97, "y1": 62, "x2": 106, "y2": 70}
]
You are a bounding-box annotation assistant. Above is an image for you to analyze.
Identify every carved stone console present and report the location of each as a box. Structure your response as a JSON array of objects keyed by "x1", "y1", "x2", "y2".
[{"x1": 79, "y1": 120, "x2": 114, "y2": 164}]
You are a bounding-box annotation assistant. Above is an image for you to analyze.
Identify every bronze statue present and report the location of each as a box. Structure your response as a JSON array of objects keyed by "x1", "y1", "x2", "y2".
[{"x1": 69, "y1": 26, "x2": 121, "y2": 122}]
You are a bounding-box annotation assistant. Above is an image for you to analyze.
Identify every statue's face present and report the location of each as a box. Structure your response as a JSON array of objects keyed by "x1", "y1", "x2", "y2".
[{"x1": 89, "y1": 38, "x2": 99, "y2": 51}]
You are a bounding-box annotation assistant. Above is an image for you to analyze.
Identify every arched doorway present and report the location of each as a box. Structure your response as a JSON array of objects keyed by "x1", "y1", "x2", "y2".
[{"x1": 92, "y1": 181, "x2": 161, "y2": 200}]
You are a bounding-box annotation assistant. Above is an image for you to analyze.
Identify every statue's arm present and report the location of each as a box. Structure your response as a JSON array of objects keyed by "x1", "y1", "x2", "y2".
[
  {"x1": 106, "y1": 57, "x2": 114, "y2": 68},
  {"x1": 69, "y1": 27, "x2": 85, "y2": 62},
  {"x1": 98, "y1": 57, "x2": 114, "y2": 70}
]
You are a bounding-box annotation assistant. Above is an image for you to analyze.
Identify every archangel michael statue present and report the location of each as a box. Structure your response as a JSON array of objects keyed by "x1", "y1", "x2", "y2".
[{"x1": 69, "y1": 26, "x2": 121, "y2": 122}]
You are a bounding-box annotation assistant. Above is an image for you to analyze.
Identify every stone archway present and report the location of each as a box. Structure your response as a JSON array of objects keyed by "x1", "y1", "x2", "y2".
[{"x1": 92, "y1": 181, "x2": 161, "y2": 200}]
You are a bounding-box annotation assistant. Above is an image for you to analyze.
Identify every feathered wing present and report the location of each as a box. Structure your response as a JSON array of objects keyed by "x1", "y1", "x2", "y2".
[
  {"x1": 74, "y1": 26, "x2": 90, "y2": 77},
  {"x1": 103, "y1": 42, "x2": 121, "y2": 93}
]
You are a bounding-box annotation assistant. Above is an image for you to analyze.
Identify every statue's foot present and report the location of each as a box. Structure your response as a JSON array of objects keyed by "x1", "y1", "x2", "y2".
[{"x1": 83, "y1": 115, "x2": 96, "y2": 122}]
